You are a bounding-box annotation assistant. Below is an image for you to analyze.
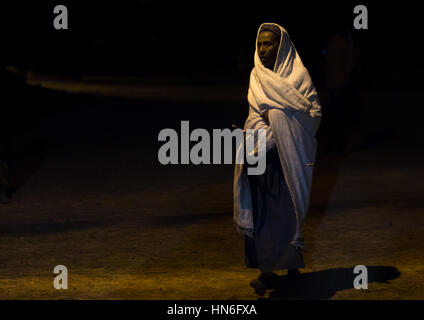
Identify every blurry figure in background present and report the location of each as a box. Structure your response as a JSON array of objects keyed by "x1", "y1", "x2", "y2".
[
  {"x1": 0, "y1": 64, "x2": 26, "y2": 204},
  {"x1": 321, "y1": 26, "x2": 360, "y2": 155},
  {"x1": 0, "y1": 158, "x2": 9, "y2": 203},
  {"x1": 0, "y1": 65, "x2": 12, "y2": 203}
]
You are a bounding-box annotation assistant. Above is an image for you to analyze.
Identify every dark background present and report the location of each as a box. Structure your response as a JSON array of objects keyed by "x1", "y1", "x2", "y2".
[
  {"x1": 1, "y1": 0, "x2": 422, "y2": 192},
  {"x1": 1, "y1": 1, "x2": 421, "y2": 82}
]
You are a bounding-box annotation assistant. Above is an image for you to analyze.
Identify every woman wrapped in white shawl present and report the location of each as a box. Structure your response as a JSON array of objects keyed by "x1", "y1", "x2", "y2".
[{"x1": 233, "y1": 23, "x2": 322, "y2": 296}]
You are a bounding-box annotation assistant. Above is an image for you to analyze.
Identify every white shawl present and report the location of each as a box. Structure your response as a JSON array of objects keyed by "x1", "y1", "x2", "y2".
[{"x1": 233, "y1": 23, "x2": 322, "y2": 249}]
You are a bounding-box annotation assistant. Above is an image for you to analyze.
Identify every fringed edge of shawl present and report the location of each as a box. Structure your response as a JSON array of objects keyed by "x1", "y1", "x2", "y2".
[
  {"x1": 234, "y1": 222, "x2": 254, "y2": 240},
  {"x1": 290, "y1": 239, "x2": 305, "y2": 251}
]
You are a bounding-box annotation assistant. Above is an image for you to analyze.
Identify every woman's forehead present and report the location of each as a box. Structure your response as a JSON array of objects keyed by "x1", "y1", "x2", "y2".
[{"x1": 258, "y1": 31, "x2": 279, "y2": 43}]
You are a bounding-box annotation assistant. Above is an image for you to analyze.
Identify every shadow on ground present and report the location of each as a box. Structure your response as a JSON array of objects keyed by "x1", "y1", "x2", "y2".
[{"x1": 265, "y1": 266, "x2": 400, "y2": 300}]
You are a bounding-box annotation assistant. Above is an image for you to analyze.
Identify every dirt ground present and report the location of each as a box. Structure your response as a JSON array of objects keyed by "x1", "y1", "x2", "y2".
[{"x1": 0, "y1": 79, "x2": 423, "y2": 299}]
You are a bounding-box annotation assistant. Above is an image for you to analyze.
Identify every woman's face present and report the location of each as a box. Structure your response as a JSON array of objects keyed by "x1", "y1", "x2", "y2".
[{"x1": 257, "y1": 31, "x2": 280, "y2": 70}]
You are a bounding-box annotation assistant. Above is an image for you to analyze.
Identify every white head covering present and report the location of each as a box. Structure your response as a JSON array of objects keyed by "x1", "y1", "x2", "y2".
[{"x1": 253, "y1": 22, "x2": 322, "y2": 119}]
